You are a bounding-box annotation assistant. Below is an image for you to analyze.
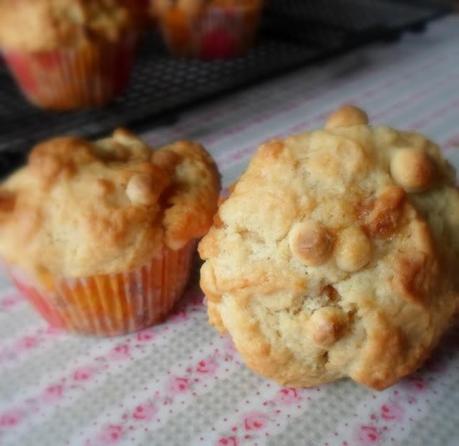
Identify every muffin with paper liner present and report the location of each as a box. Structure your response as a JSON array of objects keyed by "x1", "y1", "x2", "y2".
[
  {"x1": 0, "y1": 0, "x2": 144, "y2": 110},
  {"x1": 199, "y1": 105, "x2": 459, "y2": 390},
  {"x1": 152, "y1": 0, "x2": 264, "y2": 59},
  {"x1": 0, "y1": 130, "x2": 220, "y2": 336}
]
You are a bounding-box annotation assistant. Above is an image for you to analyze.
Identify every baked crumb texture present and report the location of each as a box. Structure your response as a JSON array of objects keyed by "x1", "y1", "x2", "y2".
[
  {"x1": 199, "y1": 105, "x2": 459, "y2": 390},
  {"x1": 0, "y1": 129, "x2": 220, "y2": 278},
  {"x1": 0, "y1": 0, "x2": 142, "y2": 51}
]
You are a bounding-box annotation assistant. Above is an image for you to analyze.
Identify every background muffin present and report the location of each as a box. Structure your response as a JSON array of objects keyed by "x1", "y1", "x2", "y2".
[
  {"x1": 153, "y1": 0, "x2": 264, "y2": 59},
  {"x1": 0, "y1": 129, "x2": 220, "y2": 336},
  {"x1": 199, "y1": 105, "x2": 459, "y2": 390},
  {"x1": 0, "y1": 0, "x2": 144, "y2": 110}
]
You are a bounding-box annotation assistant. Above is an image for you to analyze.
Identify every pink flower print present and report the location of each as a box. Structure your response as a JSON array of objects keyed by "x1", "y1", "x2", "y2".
[
  {"x1": 109, "y1": 344, "x2": 131, "y2": 360},
  {"x1": 358, "y1": 425, "x2": 380, "y2": 445},
  {"x1": 169, "y1": 376, "x2": 190, "y2": 394},
  {"x1": 277, "y1": 388, "x2": 300, "y2": 405},
  {"x1": 98, "y1": 425, "x2": 124, "y2": 444},
  {"x1": 44, "y1": 325, "x2": 62, "y2": 336},
  {"x1": 408, "y1": 375, "x2": 427, "y2": 392},
  {"x1": 196, "y1": 358, "x2": 218, "y2": 375},
  {"x1": 243, "y1": 412, "x2": 267, "y2": 431},
  {"x1": 0, "y1": 410, "x2": 22, "y2": 428},
  {"x1": 136, "y1": 331, "x2": 154, "y2": 342},
  {"x1": 132, "y1": 403, "x2": 156, "y2": 421},
  {"x1": 169, "y1": 311, "x2": 189, "y2": 324},
  {"x1": 381, "y1": 403, "x2": 404, "y2": 422},
  {"x1": 0, "y1": 295, "x2": 20, "y2": 310},
  {"x1": 217, "y1": 436, "x2": 238, "y2": 446},
  {"x1": 73, "y1": 367, "x2": 93, "y2": 382},
  {"x1": 43, "y1": 384, "x2": 64, "y2": 402},
  {"x1": 17, "y1": 335, "x2": 39, "y2": 350}
]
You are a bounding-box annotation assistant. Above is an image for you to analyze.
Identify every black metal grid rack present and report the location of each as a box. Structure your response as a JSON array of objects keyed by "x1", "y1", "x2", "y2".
[{"x1": 0, "y1": 0, "x2": 449, "y2": 177}]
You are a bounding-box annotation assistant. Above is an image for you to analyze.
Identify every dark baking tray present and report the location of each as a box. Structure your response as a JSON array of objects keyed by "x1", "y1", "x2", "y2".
[{"x1": 0, "y1": 0, "x2": 449, "y2": 177}]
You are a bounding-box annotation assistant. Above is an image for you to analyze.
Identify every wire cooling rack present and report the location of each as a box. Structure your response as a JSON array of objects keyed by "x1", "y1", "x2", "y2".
[{"x1": 0, "y1": 0, "x2": 449, "y2": 177}]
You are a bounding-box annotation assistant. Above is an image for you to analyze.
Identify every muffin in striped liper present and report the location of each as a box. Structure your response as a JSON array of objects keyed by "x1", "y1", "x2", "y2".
[{"x1": 0, "y1": 129, "x2": 220, "y2": 336}]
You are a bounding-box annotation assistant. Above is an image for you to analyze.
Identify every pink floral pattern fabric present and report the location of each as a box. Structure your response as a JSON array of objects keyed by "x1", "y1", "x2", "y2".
[{"x1": 2, "y1": 16, "x2": 459, "y2": 446}]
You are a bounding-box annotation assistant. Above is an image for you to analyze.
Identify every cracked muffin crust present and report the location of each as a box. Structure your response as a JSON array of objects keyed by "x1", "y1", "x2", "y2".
[
  {"x1": 199, "y1": 105, "x2": 459, "y2": 390},
  {"x1": 0, "y1": 0, "x2": 141, "y2": 51},
  {"x1": 0, "y1": 129, "x2": 220, "y2": 279}
]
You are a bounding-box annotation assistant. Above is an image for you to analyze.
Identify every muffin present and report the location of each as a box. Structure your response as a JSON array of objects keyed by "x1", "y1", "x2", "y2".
[
  {"x1": 0, "y1": 129, "x2": 220, "y2": 336},
  {"x1": 0, "y1": 0, "x2": 144, "y2": 110},
  {"x1": 199, "y1": 105, "x2": 459, "y2": 390},
  {"x1": 152, "y1": 0, "x2": 264, "y2": 59}
]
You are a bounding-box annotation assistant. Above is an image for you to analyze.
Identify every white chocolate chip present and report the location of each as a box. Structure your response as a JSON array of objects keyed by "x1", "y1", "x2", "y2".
[
  {"x1": 325, "y1": 105, "x2": 369, "y2": 129},
  {"x1": 335, "y1": 226, "x2": 371, "y2": 272},
  {"x1": 289, "y1": 221, "x2": 333, "y2": 266},
  {"x1": 126, "y1": 174, "x2": 157, "y2": 206},
  {"x1": 308, "y1": 306, "x2": 347, "y2": 347},
  {"x1": 390, "y1": 149, "x2": 434, "y2": 192}
]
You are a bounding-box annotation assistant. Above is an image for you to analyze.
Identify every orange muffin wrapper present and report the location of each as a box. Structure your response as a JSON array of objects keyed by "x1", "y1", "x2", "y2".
[
  {"x1": 8, "y1": 242, "x2": 195, "y2": 336},
  {"x1": 156, "y1": 1, "x2": 264, "y2": 59},
  {"x1": 2, "y1": 32, "x2": 139, "y2": 110}
]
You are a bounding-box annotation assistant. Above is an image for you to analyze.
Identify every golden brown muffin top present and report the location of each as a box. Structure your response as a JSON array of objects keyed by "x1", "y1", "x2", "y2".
[
  {"x1": 199, "y1": 105, "x2": 459, "y2": 390},
  {"x1": 0, "y1": 129, "x2": 220, "y2": 278},
  {"x1": 0, "y1": 0, "x2": 142, "y2": 51}
]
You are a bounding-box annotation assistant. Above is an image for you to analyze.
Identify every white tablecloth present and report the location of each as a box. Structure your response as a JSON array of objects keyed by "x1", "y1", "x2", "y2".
[{"x1": 1, "y1": 15, "x2": 459, "y2": 446}]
